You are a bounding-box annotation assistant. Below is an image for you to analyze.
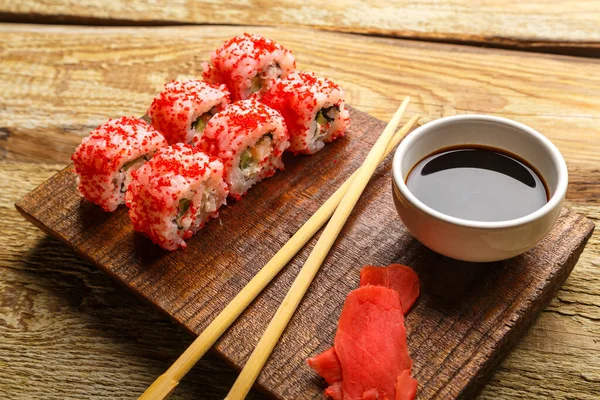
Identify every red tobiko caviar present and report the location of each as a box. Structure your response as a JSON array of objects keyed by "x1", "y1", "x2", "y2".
[
  {"x1": 125, "y1": 143, "x2": 228, "y2": 251},
  {"x1": 70, "y1": 34, "x2": 352, "y2": 251},
  {"x1": 71, "y1": 116, "x2": 167, "y2": 212},
  {"x1": 194, "y1": 99, "x2": 290, "y2": 199},
  {"x1": 147, "y1": 80, "x2": 230, "y2": 145},
  {"x1": 262, "y1": 71, "x2": 350, "y2": 155},
  {"x1": 203, "y1": 34, "x2": 296, "y2": 101}
]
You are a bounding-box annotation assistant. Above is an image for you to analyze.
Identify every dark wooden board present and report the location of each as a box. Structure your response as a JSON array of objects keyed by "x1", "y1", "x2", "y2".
[{"x1": 16, "y1": 106, "x2": 595, "y2": 400}]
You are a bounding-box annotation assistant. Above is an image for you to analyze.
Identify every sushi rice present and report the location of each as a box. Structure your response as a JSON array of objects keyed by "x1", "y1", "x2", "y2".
[
  {"x1": 262, "y1": 71, "x2": 350, "y2": 155},
  {"x1": 71, "y1": 116, "x2": 168, "y2": 212},
  {"x1": 147, "y1": 80, "x2": 230, "y2": 144},
  {"x1": 203, "y1": 33, "x2": 296, "y2": 101},
  {"x1": 126, "y1": 144, "x2": 228, "y2": 251},
  {"x1": 70, "y1": 34, "x2": 352, "y2": 251},
  {"x1": 194, "y1": 99, "x2": 290, "y2": 198}
]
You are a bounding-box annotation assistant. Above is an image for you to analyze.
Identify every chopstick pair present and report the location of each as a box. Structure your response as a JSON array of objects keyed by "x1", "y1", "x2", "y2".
[{"x1": 139, "y1": 98, "x2": 419, "y2": 400}]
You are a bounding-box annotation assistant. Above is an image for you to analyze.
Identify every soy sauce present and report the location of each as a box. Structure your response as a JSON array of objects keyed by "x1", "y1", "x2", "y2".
[{"x1": 406, "y1": 145, "x2": 549, "y2": 222}]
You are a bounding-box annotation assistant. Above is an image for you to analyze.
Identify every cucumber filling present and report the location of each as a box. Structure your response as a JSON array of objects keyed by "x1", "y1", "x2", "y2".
[
  {"x1": 314, "y1": 105, "x2": 339, "y2": 141},
  {"x1": 175, "y1": 187, "x2": 219, "y2": 231},
  {"x1": 240, "y1": 149, "x2": 253, "y2": 170},
  {"x1": 239, "y1": 133, "x2": 274, "y2": 180},
  {"x1": 175, "y1": 197, "x2": 191, "y2": 230},
  {"x1": 191, "y1": 111, "x2": 214, "y2": 134},
  {"x1": 116, "y1": 155, "x2": 150, "y2": 193},
  {"x1": 250, "y1": 76, "x2": 262, "y2": 94},
  {"x1": 177, "y1": 198, "x2": 191, "y2": 219}
]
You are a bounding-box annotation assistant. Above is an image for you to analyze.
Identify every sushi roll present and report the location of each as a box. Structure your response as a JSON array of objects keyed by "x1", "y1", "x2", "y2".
[
  {"x1": 261, "y1": 71, "x2": 350, "y2": 155},
  {"x1": 203, "y1": 33, "x2": 296, "y2": 101},
  {"x1": 193, "y1": 99, "x2": 290, "y2": 199},
  {"x1": 71, "y1": 116, "x2": 168, "y2": 212},
  {"x1": 147, "y1": 80, "x2": 230, "y2": 145},
  {"x1": 126, "y1": 144, "x2": 228, "y2": 251}
]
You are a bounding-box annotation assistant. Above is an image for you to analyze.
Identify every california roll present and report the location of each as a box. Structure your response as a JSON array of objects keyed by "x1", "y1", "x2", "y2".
[
  {"x1": 126, "y1": 144, "x2": 228, "y2": 250},
  {"x1": 203, "y1": 33, "x2": 296, "y2": 101},
  {"x1": 71, "y1": 116, "x2": 167, "y2": 212},
  {"x1": 262, "y1": 71, "x2": 350, "y2": 154},
  {"x1": 194, "y1": 99, "x2": 290, "y2": 199},
  {"x1": 147, "y1": 80, "x2": 230, "y2": 145}
]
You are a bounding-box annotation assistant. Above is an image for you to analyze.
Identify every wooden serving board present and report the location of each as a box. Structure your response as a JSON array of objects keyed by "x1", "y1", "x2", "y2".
[{"x1": 16, "y1": 106, "x2": 594, "y2": 400}]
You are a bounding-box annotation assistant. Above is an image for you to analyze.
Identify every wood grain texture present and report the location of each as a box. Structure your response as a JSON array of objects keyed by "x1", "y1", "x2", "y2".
[
  {"x1": 1, "y1": 24, "x2": 599, "y2": 197},
  {"x1": 0, "y1": 163, "x2": 265, "y2": 400},
  {"x1": 2, "y1": 1, "x2": 600, "y2": 54},
  {"x1": 2, "y1": 161, "x2": 599, "y2": 399},
  {"x1": 14, "y1": 103, "x2": 596, "y2": 400},
  {"x1": 1, "y1": 24, "x2": 599, "y2": 400}
]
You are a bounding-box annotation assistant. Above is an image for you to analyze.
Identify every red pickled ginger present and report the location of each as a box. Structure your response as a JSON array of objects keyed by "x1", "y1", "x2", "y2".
[
  {"x1": 360, "y1": 264, "x2": 420, "y2": 313},
  {"x1": 307, "y1": 265, "x2": 419, "y2": 400}
]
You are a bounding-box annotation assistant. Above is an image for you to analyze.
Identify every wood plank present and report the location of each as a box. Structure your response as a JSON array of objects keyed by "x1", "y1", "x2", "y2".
[
  {"x1": 14, "y1": 102, "x2": 596, "y2": 399},
  {"x1": 0, "y1": 162, "x2": 265, "y2": 400},
  {"x1": 1, "y1": 24, "x2": 599, "y2": 196},
  {"x1": 1, "y1": 1, "x2": 600, "y2": 54},
  {"x1": 2, "y1": 161, "x2": 599, "y2": 399},
  {"x1": 1, "y1": 24, "x2": 599, "y2": 399}
]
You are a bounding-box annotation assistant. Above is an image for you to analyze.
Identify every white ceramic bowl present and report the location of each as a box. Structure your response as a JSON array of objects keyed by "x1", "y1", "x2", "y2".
[{"x1": 391, "y1": 115, "x2": 568, "y2": 262}]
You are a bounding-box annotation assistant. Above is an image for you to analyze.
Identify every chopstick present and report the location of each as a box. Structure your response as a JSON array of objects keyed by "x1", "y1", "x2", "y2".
[
  {"x1": 225, "y1": 98, "x2": 413, "y2": 400},
  {"x1": 138, "y1": 100, "x2": 418, "y2": 400}
]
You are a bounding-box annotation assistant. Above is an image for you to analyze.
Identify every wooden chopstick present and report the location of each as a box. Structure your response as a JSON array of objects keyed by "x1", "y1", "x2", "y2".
[
  {"x1": 225, "y1": 97, "x2": 412, "y2": 400},
  {"x1": 138, "y1": 101, "x2": 418, "y2": 400}
]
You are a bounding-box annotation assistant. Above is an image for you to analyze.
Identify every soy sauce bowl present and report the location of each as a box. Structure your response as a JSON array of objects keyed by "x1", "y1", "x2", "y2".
[{"x1": 391, "y1": 115, "x2": 568, "y2": 262}]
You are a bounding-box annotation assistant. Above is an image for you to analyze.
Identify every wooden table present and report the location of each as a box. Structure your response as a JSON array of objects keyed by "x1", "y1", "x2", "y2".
[{"x1": 1, "y1": 3, "x2": 599, "y2": 399}]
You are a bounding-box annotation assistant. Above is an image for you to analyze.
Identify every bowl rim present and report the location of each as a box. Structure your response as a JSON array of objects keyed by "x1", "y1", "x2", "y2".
[{"x1": 392, "y1": 114, "x2": 568, "y2": 230}]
